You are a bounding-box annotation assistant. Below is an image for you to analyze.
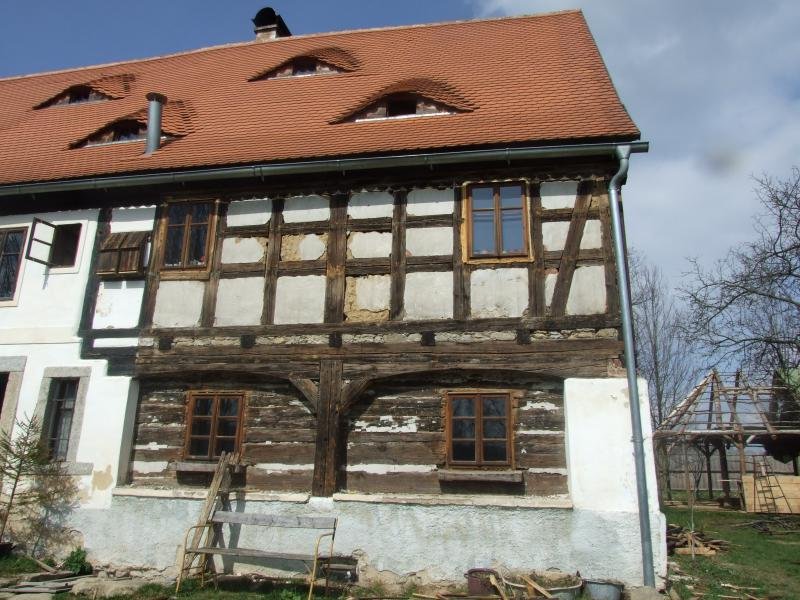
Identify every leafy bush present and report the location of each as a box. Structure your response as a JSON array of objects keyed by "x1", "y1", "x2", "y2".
[{"x1": 63, "y1": 547, "x2": 92, "y2": 575}]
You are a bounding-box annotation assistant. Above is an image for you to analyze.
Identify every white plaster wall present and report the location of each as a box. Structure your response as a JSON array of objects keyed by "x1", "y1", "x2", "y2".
[
  {"x1": 349, "y1": 232, "x2": 392, "y2": 258},
  {"x1": 542, "y1": 221, "x2": 569, "y2": 252},
  {"x1": 405, "y1": 227, "x2": 453, "y2": 256},
  {"x1": 274, "y1": 275, "x2": 326, "y2": 324},
  {"x1": 221, "y1": 237, "x2": 267, "y2": 263},
  {"x1": 92, "y1": 280, "x2": 145, "y2": 329},
  {"x1": 110, "y1": 207, "x2": 156, "y2": 233},
  {"x1": 226, "y1": 198, "x2": 271, "y2": 227},
  {"x1": 283, "y1": 195, "x2": 329, "y2": 223},
  {"x1": 298, "y1": 234, "x2": 326, "y2": 260},
  {"x1": 566, "y1": 266, "x2": 606, "y2": 315},
  {"x1": 406, "y1": 188, "x2": 454, "y2": 216},
  {"x1": 544, "y1": 272, "x2": 557, "y2": 308},
  {"x1": 351, "y1": 275, "x2": 391, "y2": 311},
  {"x1": 214, "y1": 277, "x2": 264, "y2": 326},
  {"x1": 581, "y1": 220, "x2": 602, "y2": 250},
  {"x1": 349, "y1": 192, "x2": 394, "y2": 219},
  {"x1": 540, "y1": 181, "x2": 578, "y2": 209},
  {"x1": 470, "y1": 268, "x2": 528, "y2": 318},
  {"x1": 0, "y1": 209, "x2": 97, "y2": 338},
  {"x1": 152, "y1": 281, "x2": 205, "y2": 328},
  {"x1": 404, "y1": 272, "x2": 453, "y2": 320}
]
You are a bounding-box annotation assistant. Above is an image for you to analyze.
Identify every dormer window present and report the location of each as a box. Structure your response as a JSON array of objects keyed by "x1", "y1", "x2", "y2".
[
  {"x1": 35, "y1": 85, "x2": 112, "y2": 109},
  {"x1": 77, "y1": 120, "x2": 148, "y2": 148},
  {"x1": 354, "y1": 93, "x2": 455, "y2": 122},
  {"x1": 252, "y1": 57, "x2": 342, "y2": 81}
]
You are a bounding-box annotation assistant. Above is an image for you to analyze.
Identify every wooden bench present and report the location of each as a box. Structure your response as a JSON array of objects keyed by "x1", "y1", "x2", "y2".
[{"x1": 177, "y1": 510, "x2": 338, "y2": 599}]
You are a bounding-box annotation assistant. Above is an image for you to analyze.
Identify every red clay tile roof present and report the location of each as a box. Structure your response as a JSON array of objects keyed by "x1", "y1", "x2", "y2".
[{"x1": 0, "y1": 10, "x2": 639, "y2": 187}]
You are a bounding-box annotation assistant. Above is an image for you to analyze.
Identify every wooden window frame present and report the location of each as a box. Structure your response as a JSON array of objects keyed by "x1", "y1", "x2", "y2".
[
  {"x1": 158, "y1": 200, "x2": 219, "y2": 277},
  {"x1": 445, "y1": 391, "x2": 514, "y2": 469},
  {"x1": 24, "y1": 219, "x2": 83, "y2": 269},
  {"x1": 45, "y1": 378, "x2": 80, "y2": 461},
  {"x1": 183, "y1": 392, "x2": 245, "y2": 461},
  {"x1": 0, "y1": 227, "x2": 28, "y2": 301},
  {"x1": 463, "y1": 180, "x2": 531, "y2": 263}
]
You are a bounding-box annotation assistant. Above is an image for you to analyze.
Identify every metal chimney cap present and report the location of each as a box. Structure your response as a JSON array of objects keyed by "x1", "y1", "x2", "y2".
[
  {"x1": 252, "y1": 7, "x2": 291, "y2": 37},
  {"x1": 146, "y1": 92, "x2": 167, "y2": 103}
]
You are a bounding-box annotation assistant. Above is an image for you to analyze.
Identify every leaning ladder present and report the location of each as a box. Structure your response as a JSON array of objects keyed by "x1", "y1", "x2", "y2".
[
  {"x1": 751, "y1": 455, "x2": 792, "y2": 514},
  {"x1": 176, "y1": 451, "x2": 237, "y2": 591}
]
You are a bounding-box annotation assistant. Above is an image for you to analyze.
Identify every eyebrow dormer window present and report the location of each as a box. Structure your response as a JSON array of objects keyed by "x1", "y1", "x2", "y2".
[
  {"x1": 36, "y1": 85, "x2": 111, "y2": 109},
  {"x1": 75, "y1": 120, "x2": 148, "y2": 148},
  {"x1": 352, "y1": 94, "x2": 456, "y2": 122},
  {"x1": 253, "y1": 57, "x2": 342, "y2": 81}
]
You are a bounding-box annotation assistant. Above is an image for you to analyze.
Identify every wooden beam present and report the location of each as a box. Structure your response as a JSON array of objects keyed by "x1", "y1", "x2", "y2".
[
  {"x1": 597, "y1": 182, "x2": 619, "y2": 316},
  {"x1": 324, "y1": 194, "x2": 348, "y2": 324},
  {"x1": 390, "y1": 191, "x2": 407, "y2": 320},
  {"x1": 287, "y1": 375, "x2": 319, "y2": 415},
  {"x1": 78, "y1": 207, "x2": 112, "y2": 334},
  {"x1": 549, "y1": 180, "x2": 592, "y2": 316},
  {"x1": 140, "y1": 203, "x2": 168, "y2": 328},
  {"x1": 312, "y1": 359, "x2": 343, "y2": 496},
  {"x1": 201, "y1": 200, "x2": 225, "y2": 327},
  {"x1": 261, "y1": 198, "x2": 284, "y2": 325},
  {"x1": 528, "y1": 182, "x2": 544, "y2": 317},
  {"x1": 452, "y1": 186, "x2": 469, "y2": 320}
]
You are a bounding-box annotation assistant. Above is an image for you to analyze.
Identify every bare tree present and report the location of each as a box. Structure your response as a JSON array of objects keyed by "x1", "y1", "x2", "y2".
[
  {"x1": 682, "y1": 168, "x2": 800, "y2": 375},
  {"x1": 631, "y1": 253, "x2": 701, "y2": 430}
]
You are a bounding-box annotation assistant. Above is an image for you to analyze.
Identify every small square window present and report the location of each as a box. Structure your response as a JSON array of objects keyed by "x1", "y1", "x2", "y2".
[
  {"x1": 446, "y1": 392, "x2": 512, "y2": 468},
  {"x1": 24, "y1": 219, "x2": 82, "y2": 268},
  {"x1": 185, "y1": 393, "x2": 244, "y2": 460}
]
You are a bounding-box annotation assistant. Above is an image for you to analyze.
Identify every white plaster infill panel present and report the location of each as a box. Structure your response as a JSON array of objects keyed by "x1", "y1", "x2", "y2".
[
  {"x1": 152, "y1": 280, "x2": 205, "y2": 328},
  {"x1": 404, "y1": 271, "x2": 453, "y2": 320},
  {"x1": 581, "y1": 220, "x2": 602, "y2": 250},
  {"x1": 348, "y1": 231, "x2": 392, "y2": 258},
  {"x1": 226, "y1": 198, "x2": 271, "y2": 227},
  {"x1": 283, "y1": 195, "x2": 329, "y2": 223},
  {"x1": 406, "y1": 188, "x2": 454, "y2": 216},
  {"x1": 92, "y1": 280, "x2": 145, "y2": 329},
  {"x1": 298, "y1": 234, "x2": 326, "y2": 260},
  {"x1": 405, "y1": 227, "x2": 453, "y2": 256},
  {"x1": 544, "y1": 272, "x2": 557, "y2": 308},
  {"x1": 566, "y1": 266, "x2": 606, "y2": 315},
  {"x1": 542, "y1": 221, "x2": 569, "y2": 252},
  {"x1": 351, "y1": 275, "x2": 390, "y2": 311},
  {"x1": 221, "y1": 236, "x2": 267, "y2": 264},
  {"x1": 274, "y1": 275, "x2": 326, "y2": 324},
  {"x1": 540, "y1": 180, "x2": 579, "y2": 209},
  {"x1": 110, "y1": 206, "x2": 156, "y2": 232},
  {"x1": 470, "y1": 268, "x2": 528, "y2": 318},
  {"x1": 348, "y1": 191, "x2": 393, "y2": 219},
  {"x1": 214, "y1": 277, "x2": 265, "y2": 326}
]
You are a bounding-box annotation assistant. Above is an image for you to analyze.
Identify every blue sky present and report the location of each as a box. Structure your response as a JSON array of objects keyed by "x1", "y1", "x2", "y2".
[{"x1": 3, "y1": 1, "x2": 800, "y2": 286}]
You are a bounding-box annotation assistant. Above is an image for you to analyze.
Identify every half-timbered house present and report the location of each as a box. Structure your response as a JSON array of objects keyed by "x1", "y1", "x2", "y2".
[{"x1": 0, "y1": 7, "x2": 664, "y2": 587}]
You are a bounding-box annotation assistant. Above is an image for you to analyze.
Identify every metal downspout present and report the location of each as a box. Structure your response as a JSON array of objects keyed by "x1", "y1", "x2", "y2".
[{"x1": 607, "y1": 144, "x2": 656, "y2": 587}]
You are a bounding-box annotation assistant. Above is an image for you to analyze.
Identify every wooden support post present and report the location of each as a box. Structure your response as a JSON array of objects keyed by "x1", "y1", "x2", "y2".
[
  {"x1": 452, "y1": 186, "x2": 469, "y2": 320},
  {"x1": 261, "y1": 198, "x2": 284, "y2": 325},
  {"x1": 528, "y1": 182, "x2": 545, "y2": 317},
  {"x1": 78, "y1": 207, "x2": 112, "y2": 334},
  {"x1": 550, "y1": 180, "x2": 592, "y2": 316},
  {"x1": 717, "y1": 439, "x2": 731, "y2": 498},
  {"x1": 312, "y1": 359, "x2": 343, "y2": 497},
  {"x1": 325, "y1": 195, "x2": 348, "y2": 324},
  {"x1": 390, "y1": 191, "x2": 407, "y2": 320},
  {"x1": 201, "y1": 200, "x2": 225, "y2": 327}
]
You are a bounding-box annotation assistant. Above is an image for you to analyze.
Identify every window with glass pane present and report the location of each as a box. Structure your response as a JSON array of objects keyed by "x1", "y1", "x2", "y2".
[
  {"x1": 163, "y1": 202, "x2": 213, "y2": 269},
  {"x1": 185, "y1": 393, "x2": 243, "y2": 460},
  {"x1": 447, "y1": 392, "x2": 511, "y2": 467},
  {"x1": 0, "y1": 228, "x2": 26, "y2": 300},
  {"x1": 468, "y1": 183, "x2": 527, "y2": 258},
  {"x1": 46, "y1": 378, "x2": 79, "y2": 461}
]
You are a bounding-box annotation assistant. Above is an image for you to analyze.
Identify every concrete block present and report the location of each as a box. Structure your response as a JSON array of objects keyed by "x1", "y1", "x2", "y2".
[
  {"x1": 566, "y1": 266, "x2": 606, "y2": 315},
  {"x1": 540, "y1": 181, "x2": 578, "y2": 209},
  {"x1": 349, "y1": 191, "x2": 393, "y2": 219},
  {"x1": 274, "y1": 275, "x2": 326, "y2": 324},
  {"x1": 152, "y1": 280, "x2": 204, "y2": 328},
  {"x1": 283, "y1": 195, "x2": 329, "y2": 223},
  {"x1": 214, "y1": 277, "x2": 264, "y2": 326},
  {"x1": 226, "y1": 198, "x2": 271, "y2": 227},
  {"x1": 281, "y1": 233, "x2": 326, "y2": 261},
  {"x1": 348, "y1": 231, "x2": 392, "y2": 258},
  {"x1": 470, "y1": 268, "x2": 528, "y2": 318},
  {"x1": 93, "y1": 280, "x2": 145, "y2": 329},
  {"x1": 345, "y1": 275, "x2": 390, "y2": 322},
  {"x1": 406, "y1": 227, "x2": 452, "y2": 256},
  {"x1": 542, "y1": 221, "x2": 570, "y2": 251},
  {"x1": 580, "y1": 219, "x2": 602, "y2": 249},
  {"x1": 221, "y1": 236, "x2": 267, "y2": 263},
  {"x1": 404, "y1": 271, "x2": 453, "y2": 320},
  {"x1": 407, "y1": 188, "x2": 454, "y2": 216}
]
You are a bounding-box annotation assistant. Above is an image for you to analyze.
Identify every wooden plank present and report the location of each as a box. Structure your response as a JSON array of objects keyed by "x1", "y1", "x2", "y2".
[
  {"x1": 189, "y1": 547, "x2": 316, "y2": 561},
  {"x1": 325, "y1": 195, "x2": 348, "y2": 324},
  {"x1": 312, "y1": 359, "x2": 343, "y2": 496},
  {"x1": 390, "y1": 191, "x2": 407, "y2": 320},
  {"x1": 597, "y1": 183, "x2": 619, "y2": 316},
  {"x1": 452, "y1": 187, "x2": 469, "y2": 320},
  {"x1": 288, "y1": 376, "x2": 319, "y2": 415},
  {"x1": 211, "y1": 511, "x2": 336, "y2": 529},
  {"x1": 528, "y1": 182, "x2": 544, "y2": 317},
  {"x1": 261, "y1": 198, "x2": 284, "y2": 325},
  {"x1": 437, "y1": 470, "x2": 524, "y2": 483},
  {"x1": 549, "y1": 180, "x2": 592, "y2": 316},
  {"x1": 201, "y1": 200, "x2": 225, "y2": 327}
]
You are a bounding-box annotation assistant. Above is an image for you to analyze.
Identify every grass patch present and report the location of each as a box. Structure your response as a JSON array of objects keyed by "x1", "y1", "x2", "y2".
[
  {"x1": 665, "y1": 507, "x2": 800, "y2": 599},
  {"x1": 0, "y1": 554, "x2": 42, "y2": 576}
]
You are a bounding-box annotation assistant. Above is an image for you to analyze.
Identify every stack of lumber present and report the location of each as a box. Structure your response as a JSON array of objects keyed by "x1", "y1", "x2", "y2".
[
  {"x1": 0, "y1": 573, "x2": 92, "y2": 594},
  {"x1": 667, "y1": 523, "x2": 730, "y2": 556}
]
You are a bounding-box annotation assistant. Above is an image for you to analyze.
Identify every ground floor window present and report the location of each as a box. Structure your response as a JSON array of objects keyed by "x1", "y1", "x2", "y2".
[
  {"x1": 446, "y1": 392, "x2": 512, "y2": 467},
  {"x1": 46, "y1": 378, "x2": 79, "y2": 461},
  {"x1": 184, "y1": 393, "x2": 244, "y2": 460}
]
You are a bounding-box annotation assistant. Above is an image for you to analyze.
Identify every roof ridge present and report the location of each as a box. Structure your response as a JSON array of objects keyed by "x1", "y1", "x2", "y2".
[{"x1": 0, "y1": 9, "x2": 582, "y2": 83}]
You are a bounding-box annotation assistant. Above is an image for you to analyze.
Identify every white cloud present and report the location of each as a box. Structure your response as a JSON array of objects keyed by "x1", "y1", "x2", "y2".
[{"x1": 471, "y1": 0, "x2": 800, "y2": 285}]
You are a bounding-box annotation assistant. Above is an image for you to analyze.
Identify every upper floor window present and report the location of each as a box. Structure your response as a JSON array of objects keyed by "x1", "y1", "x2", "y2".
[
  {"x1": 0, "y1": 228, "x2": 26, "y2": 300},
  {"x1": 185, "y1": 393, "x2": 244, "y2": 460},
  {"x1": 80, "y1": 120, "x2": 148, "y2": 148},
  {"x1": 467, "y1": 183, "x2": 528, "y2": 259},
  {"x1": 24, "y1": 219, "x2": 82, "y2": 268},
  {"x1": 446, "y1": 392, "x2": 512, "y2": 468},
  {"x1": 35, "y1": 85, "x2": 111, "y2": 109},
  {"x1": 163, "y1": 202, "x2": 213, "y2": 269}
]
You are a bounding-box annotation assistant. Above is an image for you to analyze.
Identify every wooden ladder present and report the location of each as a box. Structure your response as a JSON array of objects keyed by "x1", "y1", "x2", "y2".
[
  {"x1": 176, "y1": 452, "x2": 238, "y2": 591},
  {"x1": 751, "y1": 455, "x2": 791, "y2": 514}
]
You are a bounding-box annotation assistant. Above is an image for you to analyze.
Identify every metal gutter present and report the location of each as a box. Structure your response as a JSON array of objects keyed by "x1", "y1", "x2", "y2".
[
  {"x1": 607, "y1": 144, "x2": 656, "y2": 587},
  {"x1": 0, "y1": 140, "x2": 648, "y2": 197}
]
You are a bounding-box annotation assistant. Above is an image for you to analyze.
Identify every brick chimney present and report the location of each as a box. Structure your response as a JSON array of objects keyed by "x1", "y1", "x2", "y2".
[{"x1": 253, "y1": 7, "x2": 291, "y2": 41}]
